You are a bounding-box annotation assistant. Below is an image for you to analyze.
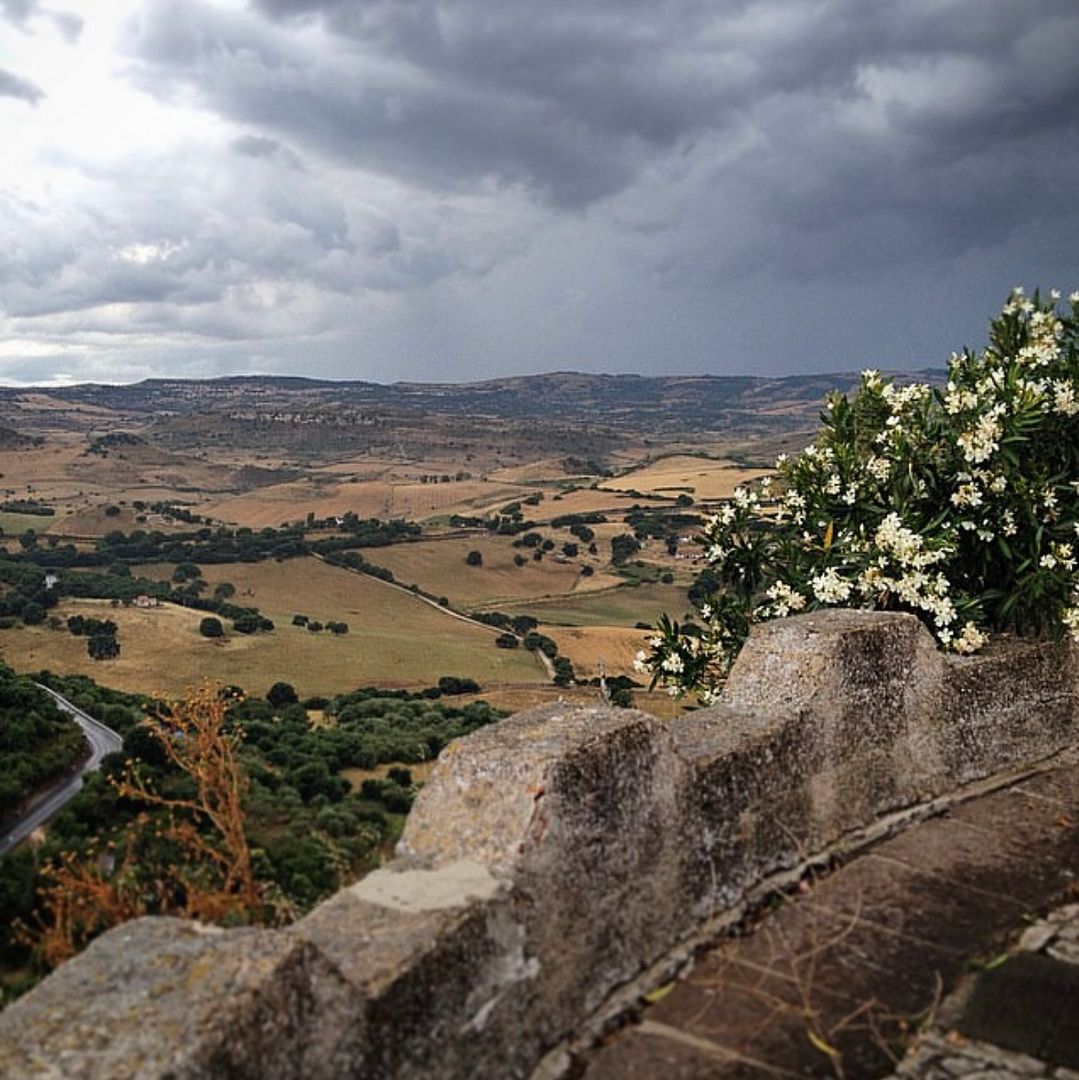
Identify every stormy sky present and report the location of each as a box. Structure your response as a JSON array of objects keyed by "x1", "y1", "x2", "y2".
[{"x1": 1, "y1": 1, "x2": 1078, "y2": 386}]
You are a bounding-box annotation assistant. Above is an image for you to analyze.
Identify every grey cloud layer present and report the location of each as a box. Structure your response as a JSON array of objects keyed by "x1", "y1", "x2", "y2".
[
  {"x1": 1, "y1": 0, "x2": 81, "y2": 40},
  {"x1": 3, "y1": 0, "x2": 1079, "y2": 383},
  {"x1": 130, "y1": 0, "x2": 1079, "y2": 215}
]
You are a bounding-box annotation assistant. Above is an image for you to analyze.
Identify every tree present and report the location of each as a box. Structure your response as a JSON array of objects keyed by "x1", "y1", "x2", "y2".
[
  {"x1": 22, "y1": 601, "x2": 45, "y2": 626},
  {"x1": 87, "y1": 634, "x2": 119, "y2": 660},
  {"x1": 611, "y1": 533, "x2": 642, "y2": 564},
  {"x1": 465, "y1": 550, "x2": 483, "y2": 567},
  {"x1": 199, "y1": 617, "x2": 224, "y2": 639},
  {"x1": 553, "y1": 656, "x2": 575, "y2": 686},
  {"x1": 267, "y1": 682, "x2": 299, "y2": 708},
  {"x1": 495, "y1": 633, "x2": 518, "y2": 649},
  {"x1": 437, "y1": 675, "x2": 481, "y2": 695}
]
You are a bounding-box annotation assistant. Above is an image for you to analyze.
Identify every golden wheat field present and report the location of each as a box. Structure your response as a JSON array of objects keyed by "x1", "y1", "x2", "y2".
[
  {"x1": 599, "y1": 455, "x2": 772, "y2": 499},
  {"x1": 197, "y1": 476, "x2": 535, "y2": 528}
]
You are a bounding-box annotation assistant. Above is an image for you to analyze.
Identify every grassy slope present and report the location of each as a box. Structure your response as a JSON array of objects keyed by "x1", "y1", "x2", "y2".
[{"x1": 0, "y1": 559, "x2": 545, "y2": 698}]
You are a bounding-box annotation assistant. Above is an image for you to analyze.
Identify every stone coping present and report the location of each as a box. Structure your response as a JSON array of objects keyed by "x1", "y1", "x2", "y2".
[{"x1": 0, "y1": 611, "x2": 1075, "y2": 1078}]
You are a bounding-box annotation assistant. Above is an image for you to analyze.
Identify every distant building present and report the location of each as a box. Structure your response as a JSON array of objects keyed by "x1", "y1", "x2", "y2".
[
  {"x1": 43, "y1": 573, "x2": 59, "y2": 590},
  {"x1": 134, "y1": 594, "x2": 158, "y2": 608}
]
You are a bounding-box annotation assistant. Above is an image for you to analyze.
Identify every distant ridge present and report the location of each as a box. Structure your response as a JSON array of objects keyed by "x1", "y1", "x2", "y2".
[{"x1": 0, "y1": 369, "x2": 942, "y2": 436}]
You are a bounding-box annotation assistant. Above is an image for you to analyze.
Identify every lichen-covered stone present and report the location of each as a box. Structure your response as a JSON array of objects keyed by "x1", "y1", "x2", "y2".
[{"x1": 0, "y1": 917, "x2": 352, "y2": 1079}]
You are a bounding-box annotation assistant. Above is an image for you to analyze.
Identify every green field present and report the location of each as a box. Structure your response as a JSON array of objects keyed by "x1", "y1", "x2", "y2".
[
  {"x1": 513, "y1": 582, "x2": 692, "y2": 627},
  {"x1": 370, "y1": 535, "x2": 597, "y2": 607},
  {"x1": 0, "y1": 512, "x2": 56, "y2": 536}
]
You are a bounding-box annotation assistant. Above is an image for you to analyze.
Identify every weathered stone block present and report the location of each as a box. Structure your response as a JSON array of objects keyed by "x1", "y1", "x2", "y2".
[{"x1": 0, "y1": 917, "x2": 352, "y2": 1079}]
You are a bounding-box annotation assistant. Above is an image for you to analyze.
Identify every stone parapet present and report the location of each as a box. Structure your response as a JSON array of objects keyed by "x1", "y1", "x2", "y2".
[{"x1": 1, "y1": 611, "x2": 1076, "y2": 1078}]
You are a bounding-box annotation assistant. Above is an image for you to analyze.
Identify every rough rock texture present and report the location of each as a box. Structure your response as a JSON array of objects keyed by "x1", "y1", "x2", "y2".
[
  {"x1": 892, "y1": 904, "x2": 1079, "y2": 1078},
  {"x1": 1, "y1": 611, "x2": 1076, "y2": 1079},
  {"x1": 0, "y1": 918, "x2": 353, "y2": 1079}
]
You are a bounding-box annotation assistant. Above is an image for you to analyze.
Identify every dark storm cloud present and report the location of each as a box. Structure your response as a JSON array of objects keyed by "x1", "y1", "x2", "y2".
[
  {"x1": 0, "y1": 66, "x2": 42, "y2": 102},
  {"x1": 125, "y1": 0, "x2": 1079, "y2": 258}
]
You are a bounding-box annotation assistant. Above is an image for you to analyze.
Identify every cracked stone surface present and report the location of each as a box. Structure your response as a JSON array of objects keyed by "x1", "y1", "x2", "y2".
[{"x1": 579, "y1": 761, "x2": 1079, "y2": 1080}]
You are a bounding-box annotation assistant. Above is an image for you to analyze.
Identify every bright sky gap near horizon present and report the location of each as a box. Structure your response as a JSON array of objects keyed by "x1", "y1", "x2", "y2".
[{"x1": 1, "y1": 1, "x2": 1078, "y2": 387}]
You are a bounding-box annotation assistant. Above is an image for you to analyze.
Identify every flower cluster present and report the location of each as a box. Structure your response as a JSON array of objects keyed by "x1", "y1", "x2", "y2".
[{"x1": 642, "y1": 289, "x2": 1079, "y2": 700}]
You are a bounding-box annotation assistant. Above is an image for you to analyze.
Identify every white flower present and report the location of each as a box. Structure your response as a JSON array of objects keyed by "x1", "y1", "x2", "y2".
[
  {"x1": 764, "y1": 581, "x2": 807, "y2": 618},
  {"x1": 866, "y1": 455, "x2": 891, "y2": 481},
  {"x1": 811, "y1": 567, "x2": 853, "y2": 604},
  {"x1": 952, "y1": 622, "x2": 988, "y2": 655},
  {"x1": 1052, "y1": 380, "x2": 1079, "y2": 416},
  {"x1": 950, "y1": 483, "x2": 983, "y2": 509},
  {"x1": 661, "y1": 652, "x2": 685, "y2": 674}
]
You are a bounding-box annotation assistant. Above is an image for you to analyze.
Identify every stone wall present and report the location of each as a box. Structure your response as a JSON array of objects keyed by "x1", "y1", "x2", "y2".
[{"x1": 1, "y1": 611, "x2": 1076, "y2": 1079}]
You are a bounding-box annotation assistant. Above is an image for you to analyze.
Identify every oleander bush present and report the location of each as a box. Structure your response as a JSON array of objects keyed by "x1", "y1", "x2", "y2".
[{"x1": 640, "y1": 288, "x2": 1079, "y2": 701}]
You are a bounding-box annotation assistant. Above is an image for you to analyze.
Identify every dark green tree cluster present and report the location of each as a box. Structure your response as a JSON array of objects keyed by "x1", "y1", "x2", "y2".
[
  {"x1": 610, "y1": 533, "x2": 643, "y2": 565},
  {"x1": 0, "y1": 664, "x2": 86, "y2": 820},
  {"x1": 0, "y1": 500, "x2": 54, "y2": 517}
]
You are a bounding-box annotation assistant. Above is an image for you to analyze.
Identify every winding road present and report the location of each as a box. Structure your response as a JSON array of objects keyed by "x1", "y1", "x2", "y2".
[{"x1": 0, "y1": 686, "x2": 123, "y2": 856}]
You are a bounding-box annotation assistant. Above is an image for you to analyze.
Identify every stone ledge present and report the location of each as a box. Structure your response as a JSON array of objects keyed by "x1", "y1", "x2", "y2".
[{"x1": 1, "y1": 611, "x2": 1076, "y2": 1078}]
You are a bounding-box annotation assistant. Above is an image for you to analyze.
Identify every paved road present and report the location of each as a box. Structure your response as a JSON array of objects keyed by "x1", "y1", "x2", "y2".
[{"x1": 0, "y1": 686, "x2": 123, "y2": 856}]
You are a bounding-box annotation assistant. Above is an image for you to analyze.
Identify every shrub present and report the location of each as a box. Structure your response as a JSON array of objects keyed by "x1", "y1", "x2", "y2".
[
  {"x1": 437, "y1": 676, "x2": 481, "y2": 696},
  {"x1": 87, "y1": 634, "x2": 119, "y2": 661},
  {"x1": 641, "y1": 289, "x2": 1079, "y2": 702},
  {"x1": 465, "y1": 550, "x2": 483, "y2": 567},
  {"x1": 199, "y1": 616, "x2": 224, "y2": 639}
]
